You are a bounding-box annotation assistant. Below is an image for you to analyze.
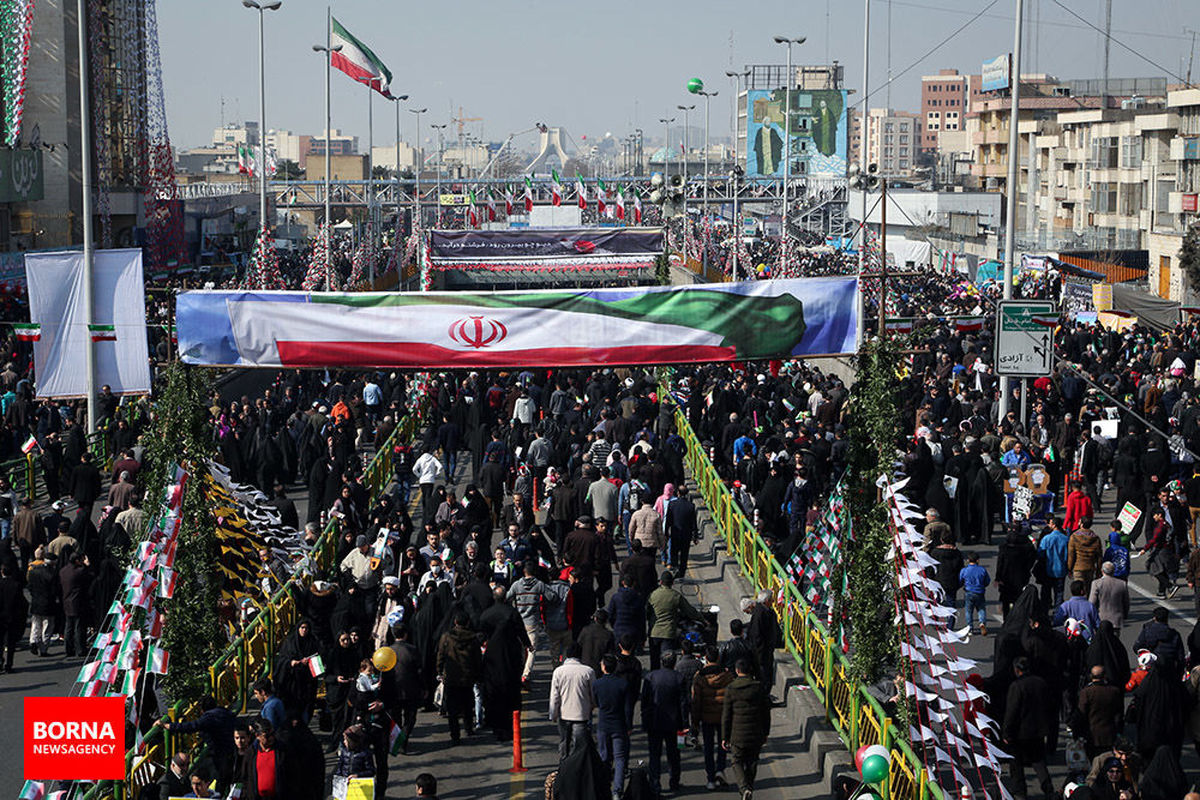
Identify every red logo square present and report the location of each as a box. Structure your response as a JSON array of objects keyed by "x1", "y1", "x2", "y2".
[{"x1": 24, "y1": 696, "x2": 125, "y2": 780}]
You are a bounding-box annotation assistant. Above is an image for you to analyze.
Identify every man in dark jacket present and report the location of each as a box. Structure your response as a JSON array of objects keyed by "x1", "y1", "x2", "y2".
[
  {"x1": 619, "y1": 540, "x2": 658, "y2": 599},
  {"x1": 268, "y1": 484, "x2": 299, "y2": 531},
  {"x1": 244, "y1": 719, "x2": 290, "y2": 800},
  {"x1": 665, "y1": 486, "x2": 699, "y2": 575},
  {"x1": 26, "y1": 551, "x2": 57, "y2": 656},
  {"x1": 0, "y1": 562, "x2": 27, "y2": 672},
  {"x1": 160, "y1": 695, "x2": 238, "y2": 790},
  {"x1": 435, "y1": 611, "x2": 482, "y2": 744},
  {"x1": 722, "y1": 658, "x2": 771, "y2": 799},
  {"x1": 576, "y1": 609, "x2": 615, "y2": 673},
  {"x1": 592, "y1": 654, "x2": 631, "y2": 798},
  {"x1": 692, "y1": 645, "x2": 734, "y2": 789},
  {"x1": 1003, "y1": 657, "x2": 1055, "y2": 799},
  {"x1": 59, "y1": 553, "x2": 91, "y2": 658},
  {"x1": 1077, "y1": 665, "x2": 1123, "y2": 759},
  {"x1": 745, "y1": 592, "x2": 781, "y2": 697},
  {"x1": 606, "y1": 575, "x2": 646, "y2": 650},
  {"x1": 642, "y1": 651, "x2": 688, "y2": 795},
  {"x1": 388, "y1": 625, "x2": 423, "y2": 751},
  {"x1": 1132, "y1": 606, "x2": 1185, "y2": 665},
  {"x1": 69, "y1": 451, "x2": 102, "y2": 518}
]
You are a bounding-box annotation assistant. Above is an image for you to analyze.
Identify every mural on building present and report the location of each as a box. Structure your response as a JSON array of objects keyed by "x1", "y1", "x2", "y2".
[{"x1": 746, "y1": 88, "x2": 848, "y2": 179}]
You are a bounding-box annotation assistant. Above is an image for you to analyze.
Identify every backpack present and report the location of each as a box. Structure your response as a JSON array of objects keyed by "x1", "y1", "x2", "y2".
[{"x1": 627, "y1": 480, "x2": 647, "y2": 513}]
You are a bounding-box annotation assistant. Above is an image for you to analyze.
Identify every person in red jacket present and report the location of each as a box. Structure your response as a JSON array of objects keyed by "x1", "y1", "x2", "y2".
[{"x1": 1063, "y1": 481, "x2": 1094, "y2": 532}]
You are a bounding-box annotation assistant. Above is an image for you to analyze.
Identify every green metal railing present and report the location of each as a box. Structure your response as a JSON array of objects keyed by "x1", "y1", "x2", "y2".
[
  {"x1": 664, "y1": 392, "x2": 941, "y2": 800},
  {"x1": 77, "y1": 402, "x2": 425, "y2": 800}
]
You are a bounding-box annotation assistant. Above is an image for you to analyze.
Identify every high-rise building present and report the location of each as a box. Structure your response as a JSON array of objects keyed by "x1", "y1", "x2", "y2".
[
  {"x1": 864, "y1": 109, "x2": 922, "y2": 178},
  {"x1": 921, "y1": 70, "x2": 971, "y2": 156}
]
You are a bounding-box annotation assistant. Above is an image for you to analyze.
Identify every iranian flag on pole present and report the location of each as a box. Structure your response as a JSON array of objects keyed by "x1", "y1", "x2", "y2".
[
  {"x1": 237, "y1": 145, "x2": 250, "y2": 176},
  {"x1": 633, "y1": 191, "x2": 643, "y2": 224},
  {"x1": 467, "y1": 192, "x2": 478, "y2": 228},
  {"x1": 486, "y1": 190, "x2": 496, "y2": 222},
  {"x1": 550, "y1": 170, "x2": 563, "y2": 206},
  {"x1": 615, "y1": 188, "x2": 626, "y2": 221},
  {"x1": 330, "y1": 17, "x2": 393, "y2": 98},
  {"x1": 13, "y1": 323, "x2": 39, "y2": 341},
  {"x1": 596, "y1": 179, "x2": 607, "y2": 216},
  {"x1": 575, "y1": 173, "x2": 587, "y2": 209},
  {"x1": 21, "y1": 435, "x2": 37, "y2": 454},
  {"x1": 523, "y1": 176, "x2": 533, "y2": 212},
  {"x1": 503, "y1": 184, "x2": 514, "y2": 215},
  {"x1": 147, "y1": 643, "x2": 170, "y2": 675},
  {"x1": 89, "y1": 324, "x2": 116, "y2": 342}
]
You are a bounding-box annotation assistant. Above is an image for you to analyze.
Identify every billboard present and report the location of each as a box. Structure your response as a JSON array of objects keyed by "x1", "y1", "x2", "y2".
[
  {"x1": 429, "y1": 227, "x2": 663, "y2": 263},
  {"x1": 981, "y1": 54, "x2": 1011, "y2": 92},
  {"x1": 745, "y1": 88, "x2": 847, "y2": 179}
]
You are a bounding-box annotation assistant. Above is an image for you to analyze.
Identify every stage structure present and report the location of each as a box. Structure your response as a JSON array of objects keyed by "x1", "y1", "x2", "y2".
[{"x1": 427, "y1": 226, "x2": 663, "y2": 288}]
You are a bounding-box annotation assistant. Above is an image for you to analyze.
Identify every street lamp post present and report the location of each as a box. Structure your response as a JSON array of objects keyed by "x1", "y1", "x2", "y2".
[
  {"x1": 676, "y1": 104, "x2": 694, "y2": 192},
  {"x1": 659, "y1": 117, "x2": 674, "y2": 179},
  {"x1": 725, "y1": 69, "x2": 751, "y2": 156},
  {"x1": 410, "y1": 108, "x2": 427, "y2": 230},
  {"x1": 431, "y1": 123, "x2": 448, "y2": 227},
  {"x1": 243, "y1": 0, "x2": 281, "y2": 236},
  {"x1": 312, "y1": 17, "x2": 342, "y2": 290},
  {"x1": 773, "y1": 35, "x2": 806, "y2": 274},
  {"x1": 697, "y1": 90, "x2": 718, "y2": 222},
  {"x1": 392, "y1": 94, "x2": 408, "y2": 238}
]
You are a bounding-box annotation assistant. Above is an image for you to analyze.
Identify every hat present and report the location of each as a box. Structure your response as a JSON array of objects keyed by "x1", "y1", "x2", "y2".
[
  {"x1": 318, "y1": 405, "x2": 328, "y2": 413},
  {"x1": 381, "y1": 575, "x2": 401, "y2": 587},
  {"x1": 51, "y1": 500, "x2": 65, "y2": 511},
  {"x1": 311, "y1": 401, "x2": 319, "y2": 408},
  {"x1": 575, "y1": 515, "x2": 594, "y2": 527},
  {"x1": 355, "y1": 534, "x2": 369, "y2": 547},
  {"x1": 1136, "y1": 649, "x2": 1157, "y2": 667}
]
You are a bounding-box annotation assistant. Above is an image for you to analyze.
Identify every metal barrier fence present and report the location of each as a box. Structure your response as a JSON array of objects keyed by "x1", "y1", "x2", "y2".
[
  {"x1": 667, "y1": 397, "x2": 941, "y2": 800},
  {"x1": 75, "y1": 404, "x2": 423, "y2": 800}
]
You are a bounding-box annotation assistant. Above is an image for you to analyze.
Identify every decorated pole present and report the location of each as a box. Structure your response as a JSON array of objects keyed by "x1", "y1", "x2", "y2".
[{"x1": 77, "y1": 0, "x2": 97, "y2": 436}]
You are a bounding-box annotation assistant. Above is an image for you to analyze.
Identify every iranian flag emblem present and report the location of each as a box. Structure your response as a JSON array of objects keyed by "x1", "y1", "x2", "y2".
[
  {"x1": 13, "y1": 323, "x2": 39, "y2": 341},
  {"x1": 550, "y1": 170, "x2": 563, "y2": 207},
  {"x1": 89, "y1": 324, "x2": 116, "y2": 342}
]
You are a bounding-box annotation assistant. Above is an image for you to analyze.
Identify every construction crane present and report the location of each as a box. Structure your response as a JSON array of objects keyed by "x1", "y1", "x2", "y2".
[{"x1": 452, "y1": 106, "x2": 482, "y2": 148}]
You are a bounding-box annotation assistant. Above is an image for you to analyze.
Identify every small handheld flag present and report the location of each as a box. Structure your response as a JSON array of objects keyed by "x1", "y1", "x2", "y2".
[
  {"x1": 21, "y1": 435, "x2": 38, "y2": 454},
  {"x1": 308, "y1": 653, "x2": 326, "y2": 677}
]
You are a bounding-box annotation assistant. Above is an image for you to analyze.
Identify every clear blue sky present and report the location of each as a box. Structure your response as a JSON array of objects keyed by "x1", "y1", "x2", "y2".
[{"x1": 158, "y1": 0, "x2": 1197, "y2": 151}]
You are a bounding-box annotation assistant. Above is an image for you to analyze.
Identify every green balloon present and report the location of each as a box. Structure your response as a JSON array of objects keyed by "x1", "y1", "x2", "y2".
[
  {"x1": 687, "y1": 77, "x2": 704, "y2": 94},
  {"x1": 861, "y1": 754, "x2": 889, "y2": 784}
]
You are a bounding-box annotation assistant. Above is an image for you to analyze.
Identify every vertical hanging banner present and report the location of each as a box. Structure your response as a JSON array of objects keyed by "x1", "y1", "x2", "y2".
[
  {"x1": 177, "y1": 278, "x2": 859, "y2": 369},
  {"x1": 25, "y1": 248, "x2": 152, "y2": 397}
]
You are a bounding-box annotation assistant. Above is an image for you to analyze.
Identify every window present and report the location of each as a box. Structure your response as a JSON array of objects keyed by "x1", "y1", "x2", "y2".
[
  {"x1": 1120, "y1": 136, "x2": 1142, "y2": 168},
  {"x1": 1090, "y1": 182, "x2": 1117, "y2": 213},
  {"x1": 885, "y1": 123, "x2": 895, "y2": 132},
  {"x1": 899, "y1": 123, "x2": 910, "y2": 132},
  {"x1": 899, "y1": 160, "x2": 910, "y2": 170},
  {"x1": 1090, "y1": 136, "x2": 1118, "y2": 169},
  {"x1": 900, "y1": 135, "x2": 910, "y2": 144}
]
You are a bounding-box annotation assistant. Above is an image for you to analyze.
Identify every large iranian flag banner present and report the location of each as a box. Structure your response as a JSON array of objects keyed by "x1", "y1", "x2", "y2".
[
  {"x1": 330, "y1": 17, "x2": 392, "y2": 98},
  {"x1": 176, "y1": 279, "x2": 858, "y2": 369}
]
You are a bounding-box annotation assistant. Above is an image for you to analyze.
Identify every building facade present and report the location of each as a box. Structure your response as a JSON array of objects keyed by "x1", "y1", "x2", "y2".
[{"x1": 864, "y1": 109, "x2": 922, "y2": 179}]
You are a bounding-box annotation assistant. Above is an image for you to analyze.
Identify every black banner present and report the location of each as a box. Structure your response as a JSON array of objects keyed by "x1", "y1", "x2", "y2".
[{"x1": 429, "y1": 227, "x2": 664, "y2": 262}]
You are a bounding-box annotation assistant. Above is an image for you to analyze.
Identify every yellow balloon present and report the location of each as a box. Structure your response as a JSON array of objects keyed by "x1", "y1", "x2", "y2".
[{"x1": 372, "y1": 646, "x2": 397, "y2": 672}]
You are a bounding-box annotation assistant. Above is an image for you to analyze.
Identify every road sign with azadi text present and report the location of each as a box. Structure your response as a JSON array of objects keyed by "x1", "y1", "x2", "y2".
[{"x1": 994, "y1": 300, "x2": 1055, "y2": 377}]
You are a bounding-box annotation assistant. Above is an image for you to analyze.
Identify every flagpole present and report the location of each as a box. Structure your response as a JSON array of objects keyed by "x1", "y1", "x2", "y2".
[
  {"x1": 322, "y1": 7, "x2": 335, "y2": 290},
  {"x1": 367, "y1": 81, "x2": 375, "y2": 287},
  {"x1": 78, "y1": 0, "x2": 96, "y2": 436}
]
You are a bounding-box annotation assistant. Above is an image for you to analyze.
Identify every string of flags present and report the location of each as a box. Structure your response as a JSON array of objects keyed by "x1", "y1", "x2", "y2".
[
  {"x1": 785, "y1": 477, "x2": 851, "y2": 651},
  {"x1": 883, "y1": 475, "x2": 1014, "y2": 800}
]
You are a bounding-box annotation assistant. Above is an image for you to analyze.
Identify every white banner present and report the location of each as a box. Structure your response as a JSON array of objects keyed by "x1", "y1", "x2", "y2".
[{"x1": 25, "y1": 248, "x2": 151, "y2": 398}]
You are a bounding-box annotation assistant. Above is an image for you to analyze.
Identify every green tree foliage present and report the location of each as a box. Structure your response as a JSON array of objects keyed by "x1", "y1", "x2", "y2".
[
  {"x1": 1179, "y1": 222, "x2": 1200, "y2": 297},
  {"x1": 143, "y1": 363, "x2": 222, "y2": 699}
]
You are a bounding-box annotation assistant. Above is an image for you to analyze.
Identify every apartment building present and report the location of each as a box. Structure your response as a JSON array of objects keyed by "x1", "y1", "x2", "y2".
[
  {"x1": 863, "y1": 109, "x2": 922, "y2": 179},
  {"x1": 1020, "y1": 89, "x2": 1200, "y2": 299}
]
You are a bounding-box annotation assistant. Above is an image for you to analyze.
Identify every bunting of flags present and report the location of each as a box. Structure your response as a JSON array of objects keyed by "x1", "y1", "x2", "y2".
[{"x1": 884, "y1": 478, "x2": 1013, "y2": 798}]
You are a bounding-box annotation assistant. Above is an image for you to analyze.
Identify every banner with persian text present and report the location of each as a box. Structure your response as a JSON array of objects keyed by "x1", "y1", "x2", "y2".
[
  {"x1": 428, "y1": 227, "x2": 663, "y2": 263},
  {"x1": 176, "y1": 278, "x2": 859, "y2": 369}
]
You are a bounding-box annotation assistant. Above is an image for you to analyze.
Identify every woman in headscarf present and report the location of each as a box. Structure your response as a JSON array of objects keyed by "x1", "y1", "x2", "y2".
[
  {"x1": 995, "y1": 524, "x2": 1038, "y2": 619},
  {"x1": 324, "y1": 629, "x2": 362, "y2": 748},
  {"x1": 1090, "y1": 755, "x2": 1133, "y2": 800},
  {"x1": 1137, "y1": 745, "x2": 1187, "y2": 800},
  {"x1": 1132, "y1": 662, "x2": 1187, "y2": 761},
  {"x1": 479, "y1": 590, "x2": 532, "y2": 742},
  {"x1": 274, "y1": 618, "x2": 320, "y2": 721},
  {"x1": 986, "y1": 584, "x2": 1045, "y2": 714},
  {"x1": 410, "y1": 582, "x2": 454, "y2": 706},
  {"x1": 1085, "y1": 620, "x2": 1131, "y2": 690},
  {"x1": 653, "y1": 482, "x2": 675, "y2": 520}
]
